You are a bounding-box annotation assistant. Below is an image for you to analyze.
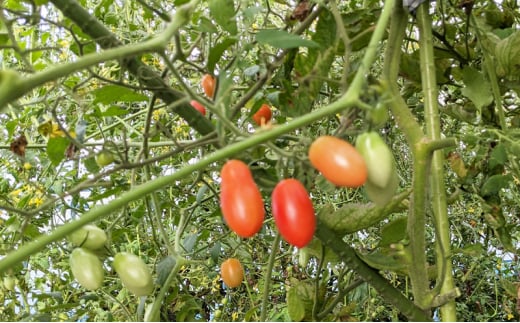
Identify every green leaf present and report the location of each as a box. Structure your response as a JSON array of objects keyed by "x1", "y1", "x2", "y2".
[
  {"x1": 256, "y1": 30, "x2": 320, "y2": 49},
  {"x1": 46, "y1": 137, "x2": 69, "y2": 166},
  {"x1": 489, "y1": 143, "x2": 508, "y2": 172},
  {"x1": 460, "y1": 66, "x2": 493, "y2": 111},
  {"x1": 183, "y1": 233, "x2": 198, "y2": 252},
  {"x1": 208, "y1": 38, "x2": 237, "y2": 74},
  {"x1": 209, "y1": 242, "x2": 221, "y2": 263},
  {"x1": 196, "y1": 17, "x2": 218, "y2": 33},
  {"x1": 92, "y1": 85, "x2": 148, "y2": 104},
  {"x1": 101, "y1": 106, "x2": 129, "y2": 117},
  {"x1": 209, "y1": 0, "x2": 237, "y2": 35},
  {"x1": 287, "y1": 287, "x2": 305, "y2": 322},
  {"x1": 480, "y1": 174, "x2": 513, "y2": 197},
  {"x1": 156, "y1": 256, "x2": 176, "y2": 285},
  {"x1": 379, "y1": 217, "x2": 408, "y2": 247}
]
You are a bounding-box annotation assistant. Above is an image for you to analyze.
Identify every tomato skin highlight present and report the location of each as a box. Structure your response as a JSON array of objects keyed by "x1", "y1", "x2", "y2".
[
  {"x1": 201, "y1": 74, "x2": 216, "y2": 98},
  {"x1": 271, "y1": 179, "x2": 316, "y2": 248},
  {"x1": 220, "y1": 258, "x2": 244, "y2": 288},
  {"x1": 113, "y1": 252, "x2": 154, "y2": 296},
  {"x1": 69, "y1": 248, "x2": 104, "y2": 291},
  {"x1": 190, "y1": 100, "x2": 206, "y2": 116},
  {"x1": 252, "y1": 104, "x2": 272, "y2": 126},
  {"x1": 308, "y1": 136, "x2": 368, "y2": 188},
  {"x1": 220, "y1": 160, "x2": 265, "y2": 238}
]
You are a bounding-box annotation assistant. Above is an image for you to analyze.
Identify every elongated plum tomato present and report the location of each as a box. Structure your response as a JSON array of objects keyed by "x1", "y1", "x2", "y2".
[
  {"x1": 308, "y1": 136, "x2": 367, "y2": 188},
  {"x1": 220, "y1": 160, "x2": 265, "y2": 238},
  {"x1": 113, "y1": 252, "x2": 154, "y2": 296},
  {"x1": 201, "y1": 74, "x2": 216, "y2": 98},
  {"x1": 271, "y1": 179, "x2": 316, "y2": 248},
  {"x1": 190, "y1": 100, "x2": 206, "y2": 116},
  {"x1": 355, "y1": 132, "x2": 395, "y2": 189},
  {"x1": 252, "y1": 104, "x2": 272, "y2": 126},
  {"x1": 220, "y1": 258, "x2": 244, "y2": 288},
  {"x1": 70, "y1": 248, "x2": 104, "y2": 291},
  {"x1": 68, "y1": 224, "x2": 107, "y2": 250}
]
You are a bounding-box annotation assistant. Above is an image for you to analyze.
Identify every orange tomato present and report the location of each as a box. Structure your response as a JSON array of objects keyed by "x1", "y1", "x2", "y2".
[
  {"x1": 252, "y1": 104, "x2": 272, "y2": 126},
  {"x1": 220, "y1": 160, "x2": 265, "y2": 238},
  {"x1": 221, "y1": 258, "x2": 244, "y2": 288},
  {"x1": 201, "y1": 74, "x2": 216, "y2": 98},
  {"x1": 308, "y1": 136, "x2": 367, "y2": 187}
]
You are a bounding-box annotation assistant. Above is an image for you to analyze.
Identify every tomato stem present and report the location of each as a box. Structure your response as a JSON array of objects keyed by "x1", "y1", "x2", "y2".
[{"x1": 260, "y1": 232, "x2": 281, "y2": 321}]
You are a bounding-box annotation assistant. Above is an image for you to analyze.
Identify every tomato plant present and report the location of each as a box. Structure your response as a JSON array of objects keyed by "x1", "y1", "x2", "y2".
[
  {"x1": 68, "y1": 224, "x2": 107, "y2": 250},
  {"x1": 113, "y1": 252, "x2": 154, "y2": 296},
  {"x1": 271, "y1": 179, "x2": 315, "y2": 248},
  {"x1": 95, "y1": 150, "x2": 115, "y2": 167},
  {"x1": 220, "y1": 160, "x2": 265, "y2": 238},
  {"x1": 355, "y1": 132, "x2": 395, "y2": 189},
  {"x1": 190, "y1": 100, "x2": 206, "y2": 116},
  {"x1": 252, "y1": 104, "x2": 272, "y2": 126},
  {"x1": 201, "y1": 74, "x2": 216, "y2": 98},
  {"x1": 308, "y1": 136, "x2": 368, "y2": 187},
  {"x1": 69, "y1": 248, "x2": 104, "y2": 291},
  {"x1": 220, "y1": 258, "x2": 244, "y2": 288}
]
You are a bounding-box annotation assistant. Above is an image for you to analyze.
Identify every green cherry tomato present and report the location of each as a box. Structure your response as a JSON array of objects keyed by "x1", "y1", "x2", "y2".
[
  {"x1": 113, "y1": 252, "x2": 154, "y2": 296},
  {"x1": 355, "y1": 132, "x2": 396, "y2": 189},
  {"x1": 364, "y1": 167, "x2": 399, "y2": 206},
  {"x1": 68, "y1": 224, "x2": 107, "y2": 250},
  {"x1": 70, "y1": 248, "x2": 104, "y2": 291},
  {"x1": 95, "y1": 150, "x2": 115, "y2": 167}
]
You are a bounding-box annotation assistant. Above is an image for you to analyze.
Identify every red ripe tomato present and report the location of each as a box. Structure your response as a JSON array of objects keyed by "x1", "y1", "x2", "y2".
[
  {"x1": 220, "y1": 258, "x2": 244, "y2": 288},
  {"x1": 308, "y1": 136, "x2": 367, "y2": 188},
  {"x1": 190, "y1": 100, "x2": 206, "y2": 116},
  {"x1": 220, "y1": 160, "x2": 265, "y2": 238},
  {"x1": 271, "y1": 179, "x2": 315, "y2": 248},
  {"x1": 252, "y1": 104, "x2": 272, "y2": 126},
  {"x1": 201, "y1": 74, "x2": 216, "y2": 98}
]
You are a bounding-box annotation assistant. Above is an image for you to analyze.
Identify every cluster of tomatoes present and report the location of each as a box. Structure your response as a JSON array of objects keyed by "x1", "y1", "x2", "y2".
[
  {"x1": 67, "y1": 224, "x2": 154, "y2": 296},
  {"x1": 191, "y1": 74, "x2": 274, "y2": 127},
  {"x1": 218, "y1": 130, "x2": 397, "y2": 288}
]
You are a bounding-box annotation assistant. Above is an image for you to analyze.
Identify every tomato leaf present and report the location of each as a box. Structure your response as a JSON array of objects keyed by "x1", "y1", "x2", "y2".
[
  {"x1": 208, "y1": 38, "x2": 237, "y2": 74},
  {"x1": 460, "y1": 66, "x2": 493, "y2": 112},
  {"x1": 489, "y1": 143, "x2": 508, "y2": 172},
  {"x1": 256, "y1": 30, "x2": 320, "y2": 49},
  {"x1": 92, "y1": 85, "x2": 147, "y2": 104},
  {"x1": 480, "y1": 174, "x2": 512, "y2": 197},
  {"x1": 46, "y1": 136, "x2": 69, "y2": 166},
  {"x1": 379, "y1": 217, "x2": 408, "y2": 247},
  {"x1": 287, "y1": 287, "x2": 305, "y2": 322},
  {"x1": 209, "y1": 0, "x2": 237, "y2": 35},
  {"x1": 183, "y1": 233, "x2": 199, "y2": 253},
  {"x1": 209, "y1": 242, "x2": 221, "y2": 264},
  {"x1": 156, "y1": 256, "x2": 177, "y2": 285}
]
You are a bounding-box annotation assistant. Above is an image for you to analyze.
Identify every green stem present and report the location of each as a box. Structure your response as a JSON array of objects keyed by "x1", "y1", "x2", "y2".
[
  {"x1": 315, "y1": 220, "x2": 432, "y2": 321},
  {"x1": 417, "y1": 5, "x2": 457, "y2": 320},
  {"x1": 147, "y1": 256, "x2": 186, "y2": 321},
  {"x1": 260, "y1": 233, "x2": 281, "y2": 321}
]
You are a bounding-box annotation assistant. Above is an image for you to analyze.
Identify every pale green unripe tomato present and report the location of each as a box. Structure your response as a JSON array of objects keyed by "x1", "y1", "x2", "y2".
[
  {"x1": 68, "y1": 224, "x2": 107, "y2": 250},
  {"x1": 113, "y1": 252, "x2": 154, "y2": 296},
  {"x1": 70, "y1": 248, "x2": 104, "y2": 290},
  {"x1": 355, "y1": 132, "x2": 396, "y2": 189}
]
